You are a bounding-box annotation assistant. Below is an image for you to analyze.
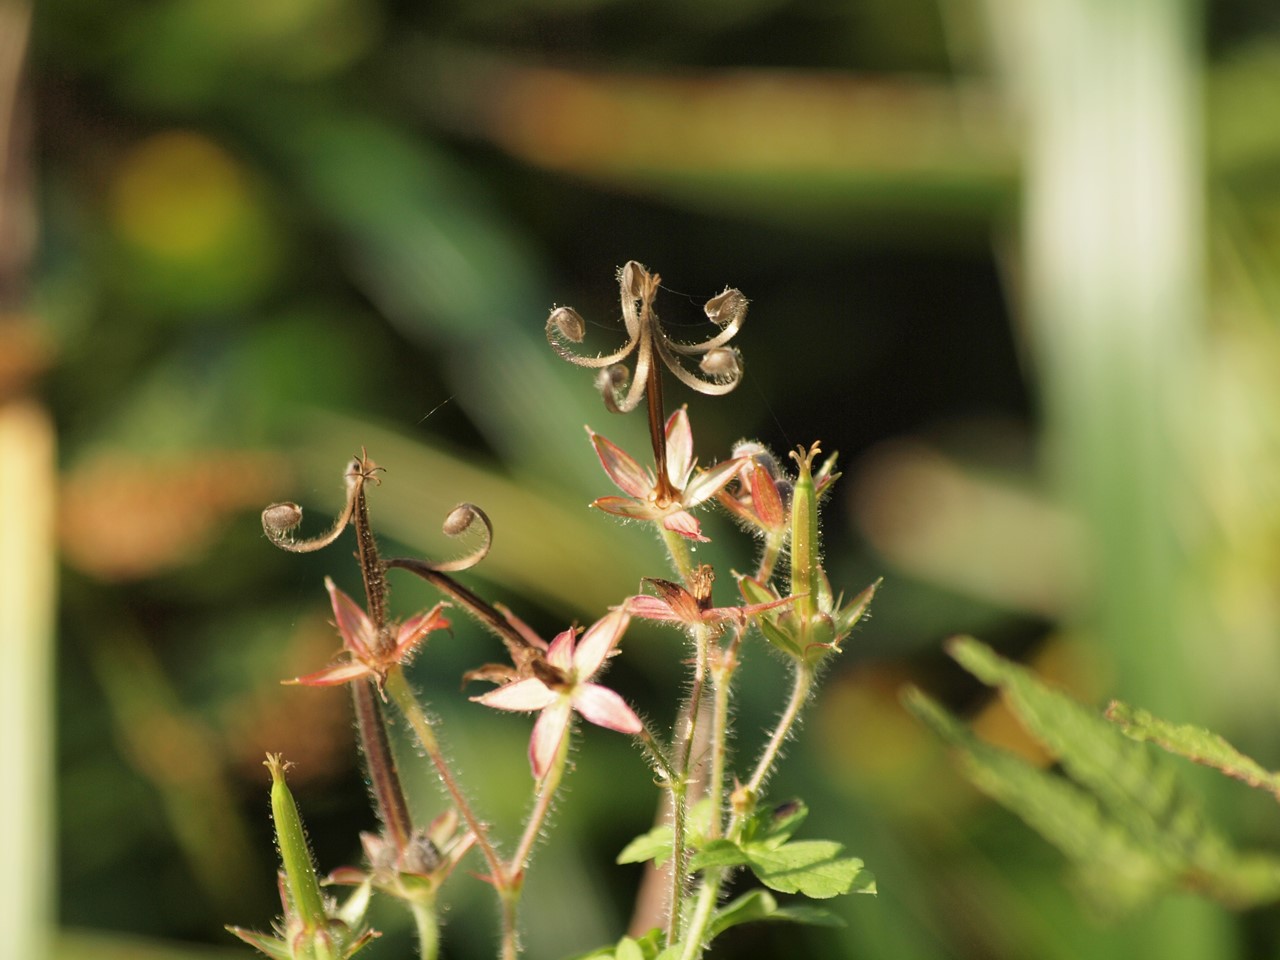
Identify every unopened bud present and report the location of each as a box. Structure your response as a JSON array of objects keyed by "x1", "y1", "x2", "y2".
[{"x1": 400, "y1": 830, "x2": 443, "y2": 875}]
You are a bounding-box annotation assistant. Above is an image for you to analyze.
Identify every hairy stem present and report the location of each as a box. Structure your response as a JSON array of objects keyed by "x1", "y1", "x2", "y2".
[
  {"x1": 382, "y1": 669, "x2": 504, "y2": 880},
  {"x1": 738, "y1": 663, "x2": 814, "y2": 830},
  {"x1": 510, "y1": 719, "x2": 570, "y2": 877},
  {"x1": 386, "y1": 558, "x2": 538, "y2": 669},
  {"x1": 350, "y1": 680, "x2": 413, "y2": 849},
  {"x1": 410, "y1": 898, "x2": 440, "y2": 960}
]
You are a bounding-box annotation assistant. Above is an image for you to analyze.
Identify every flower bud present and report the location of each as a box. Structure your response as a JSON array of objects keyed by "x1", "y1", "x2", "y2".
[{"x1": 266, "y1": 755, "x2": 328, "y2": 937}]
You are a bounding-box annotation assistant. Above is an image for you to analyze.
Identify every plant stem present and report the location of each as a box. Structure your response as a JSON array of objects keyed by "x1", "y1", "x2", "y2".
[
  {"x1": 659, "y1": 527, "x2": 695, "y2": 584},
  {"x1": 737, "y1": 663, "x2": 813, "y2": 832},
  {"x1": 678, "y1": 869, "x2": 723, "y2": 960},
  {"x1": 351, "y1": 680, "x2": 413, "y2": 849},
  {"x1": 383, "y1": 669, "x2": 504, "y2": 880},
  {"x1": 410, "y1": 899, "x2": 440, "y2": 960},
  {"x1": 705, "y1": 653, "x2": 735, "y2": 840},
  {"x1": 510, "y1": 726, "x2": 570, "y2": 873}
]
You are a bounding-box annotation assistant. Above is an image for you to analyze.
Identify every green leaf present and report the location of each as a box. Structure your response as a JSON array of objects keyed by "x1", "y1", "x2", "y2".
[
  {"x1": 615, "y1": 938, "x2": 645, "y2": 960},
  {"x1": 743, "y1": 840, "x2": 872, "y2": 899},
  {"x1": 708, "y1": 890, "x2": 845, "y2": 938},
  {"x1": 688, "y1": 838, "x2": 751, "y2": 871},
  {"x1": 744, "y1": 799, "x2": 809, "y2": 846},
  {"x1": 617, "y1": 824, "x2": 674, "y2": 866},
  {"x1": 1107, "y1": 700, "x2": 1280, "y2": 801},
  {"x1": 946, "y1": 638, "x2": 1224, "y2": 863},
  {"x1": 907, "y1": 654, "x2": 1280, "y2": 914},
  {"x1": 225, "y1": 926, "x2": 291, "y2": 960},
  {"x1": 904, "y1": 686, "x2": 1170, "y2": 915}
]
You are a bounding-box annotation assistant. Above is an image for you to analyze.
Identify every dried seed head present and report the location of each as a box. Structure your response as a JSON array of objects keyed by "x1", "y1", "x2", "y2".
[
  {"x1": 412, "y1": 502, "x2": 494, "y2": 573},
  {"x1": 547, "y1": 305, "x2": 585, "y2": 343},
  {"x1": 620, "y1": 260, "x2": 648, "y2": 300},
  {"x1": 699, "y1": 347, "x2": 741, "y2": 382},
  {"x1": 705, "y1": 287, "x2": 748, "y2": 328},
  {"x1": 262, "y1": 502, "x2": 303, "y2": 537}
]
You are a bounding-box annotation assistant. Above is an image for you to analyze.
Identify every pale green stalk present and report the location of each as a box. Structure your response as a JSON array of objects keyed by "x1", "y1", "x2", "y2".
[{"x1": 410, "y1": 900, "x2": 440, "y2": 960}]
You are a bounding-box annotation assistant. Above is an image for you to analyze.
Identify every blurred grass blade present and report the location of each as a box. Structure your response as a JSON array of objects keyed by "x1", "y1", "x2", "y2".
[{"x1": 0, "y1": 400, "x2": 55, "y2": 960}]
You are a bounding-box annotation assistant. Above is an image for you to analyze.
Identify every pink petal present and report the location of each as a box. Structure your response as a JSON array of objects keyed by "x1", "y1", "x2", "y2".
[
  {"x1": 592, "y1": 496, "x2": 660, "y2": 520},
  {"x1": 472, "y1": 677, "x2": 557, "y2": 712},
  {"x1": 626, "y1": 595, "x2": 681, "y2": 622},
  {"x1": 572, "y1": 683, "x2": 643, "y2": 735},
  {"x1": 748, "y1": 461, "x2": 787, "y2": 530},
  {"x1": 662, "y1": 510, "x2": 709, "y2": 542},
  {"x1": 664, "y1": 407, "x2": 694, "y2": 489},
  {"x1": 546, "y1": 628, "x2": 576, "y2": 673},
  {"x1": 573, "y1": 607, "x2": 630, "y2": 677},
  {"x1": 392, "y1": 605, "x2": 450, "y2": 661},
  {"x1": 286, "y1": 660, "x2": 375, "y2": 686},
  {"x1": 588, "y1": 429, "x2": 653, "y2": 499},
  {"x1": 529, "y1": 699, "x2": 573, "y2": 778},
  {"x1": 683, "y1": 458, "x2": 745, "y2": 508},
  {"x1": 326, "y1": 577, "x2": 377, "y2": 660}
]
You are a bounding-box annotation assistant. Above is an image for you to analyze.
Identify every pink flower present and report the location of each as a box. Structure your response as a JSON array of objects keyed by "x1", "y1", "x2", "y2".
[
  {"x1": 471, "y1": 608, "x2": 642, "y2": 778},
  {"x1": 285, "y1": 578, "x2": 450, "y2": 691},
  {"x1": 589, "y1": 406, "x2": 742, "y2": 542}
]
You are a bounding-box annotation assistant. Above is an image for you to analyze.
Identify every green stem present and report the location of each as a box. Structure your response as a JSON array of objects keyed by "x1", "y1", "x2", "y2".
[
  {"x1": 705, "y1": 655, "x2": 735, "y2": 840},
  {"x1": 510, "y1": 723, "x2": 570, "y2": 873},
  {"x1": 659, "y1": 527, "x2": 696, "y2": 583},
  {"x1": 735, "y1": 664, "x2": 814, "y2": 836},
  {"x1": 383, "y1": 669, "x2": 504, "y2": 881},
  {"x1": 410, "y1": 898, "x2": 440, "y2": 960},
  {"x1": 666, "y1": 778, "x2": 688, "y2": 946},
  {"x1": 677, "y1": 873, "x2": 721, "y2": 960}
]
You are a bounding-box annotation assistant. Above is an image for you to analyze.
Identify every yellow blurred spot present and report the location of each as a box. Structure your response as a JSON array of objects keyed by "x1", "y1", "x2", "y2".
[{"x1": 109, "y1": 131, "x2": 252, "y2": 261}]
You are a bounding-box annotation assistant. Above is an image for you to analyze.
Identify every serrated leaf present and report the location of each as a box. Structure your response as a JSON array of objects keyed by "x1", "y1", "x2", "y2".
[
  {"x1": 946, "y1": 638, "x2": 1225, "y2": 864},
  {"x1": 742, "y1": 840, "x2": 870, "y2": 899},
  {"x1": 1107, "y1": 700, "x2": 1280, "y2": 801},
  {"x1": 907, "y1": 680, "x2": 1280, "y2": 912},
  {"x1": 905, "y1": 686, "x2": 1169, "y2": 915},
  {"x1": 708, "y1": 889, "x2": 846, "y2": 938},
  {"x1": 618, "y1": 824, "x2": 674, "y2": 866}
]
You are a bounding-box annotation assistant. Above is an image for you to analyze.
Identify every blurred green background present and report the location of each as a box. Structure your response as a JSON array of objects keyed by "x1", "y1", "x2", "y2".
[{"x1": 9, "y1": 0, "x2": 1280, "y2": 957}]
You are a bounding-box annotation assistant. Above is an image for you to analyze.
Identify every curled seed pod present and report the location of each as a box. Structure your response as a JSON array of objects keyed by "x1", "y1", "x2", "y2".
[
  {"x1": 262, "y1": 502, "x2": 303, "y2": 539},
  {"x1": 596, "y1": 363, "x2": 636, "y2": 413},
  {"x1": 547, "y1": 305, "x2": 586, "y2": 343},
  {"x1": 412, "y1": 502, "x2": 493, "y2": 573},
  {"x1": 620, "y1": 260, "x2": 647, "y2": 301},
  {"x1": 260, "y1": 453, "x2": 373, "y2": 553},
  {"x1": 705, "y1": 287, "x2": 748, "y2": 328},
  {"x1": 699, "y1": 346, "x2": 741, "y2": 381}
]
